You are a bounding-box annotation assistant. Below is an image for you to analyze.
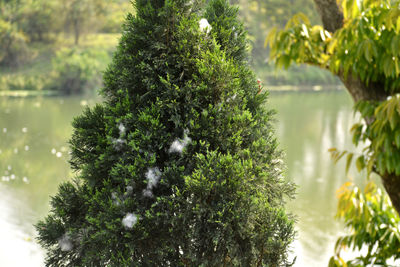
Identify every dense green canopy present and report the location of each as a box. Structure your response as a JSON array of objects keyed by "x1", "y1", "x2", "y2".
[{"x1": 36, "y1": 0, "x2": 295, "y2": 266}]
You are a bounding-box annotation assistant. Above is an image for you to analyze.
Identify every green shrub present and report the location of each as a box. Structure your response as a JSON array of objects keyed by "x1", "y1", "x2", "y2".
[
  {"x1": 18, "y1": 0, "x2": 61, "y2": 43},
  {"x1": 48, "y1": 47, "x2": 110, "y2": 95},
  {"x1": 0, "y1": 75, "x2": 46, "y2": 91},
  {"x1": 37, "y1": 0, "x2": 295, "y2": 266},
  {"x1": 0, "y1": 19, "x2": 30, "y2": 67}
]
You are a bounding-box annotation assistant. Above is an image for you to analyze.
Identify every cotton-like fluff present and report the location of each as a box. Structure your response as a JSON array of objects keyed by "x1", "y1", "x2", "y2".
[
  {"x1": 142, "y1": 167, "x2": 161, "y2": 197},
  {"x1": 118, "y1": 123, "x2": 126, "y2": 136},
  {"x1": 111, "y1": 192, "x2": 121, "y2": 206},
  {"x1": 199, "y1": 18, "x2": 212, "y2": 34},
  {"x1": 125, "y1": 185, "x2": 133, "y2": 196},
  {"x1": 232, "y1": 26, "x2": 238, "y2": 39},
  {"x1": 112, "y1": 138, "x2": 126, "y2": 151},
  {"x1": 58, "y1": 234, "x2": 73, "y2": 252},
  {"x1": 145, "y1": 167, "x2": 161, "y2": 188},
  {"x1": 168, "y1": 135, "x2": 191, "y2": 154},
  {"x1": 226, "y1": 94, "x2": 237, "y2": 103},
  {"x1": 122, "y1": 213, "x2": 138, "y2": 228},
  {"x1": 142, "y1": 189, "x2": 154, "y2": 198},
  {"x1": 111, "y1": 123, "x2": 127, "y2": 151}
]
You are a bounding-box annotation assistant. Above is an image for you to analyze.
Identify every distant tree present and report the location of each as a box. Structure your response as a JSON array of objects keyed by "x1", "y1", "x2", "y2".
[
  {"x1": 47, "y1": 48, "x2": 110, "y2": 95},
  {"x1": 99, "y1": 0, "x2": 134, "y2": 33},
  {"x1": 0, "y1": 0, "x2": 29, "y2": 67},
  {"x1": 237, "y1": 0, "x2": 319, "y2": 68},
  {"x1": 0, "y1": 0, "x2": 59, "y2": 66},
  {"x1": 17, "y1": 0, "x2": 61, "y2": 43},
  {"x1": 36, "y1": 0, "x2": 295, "y2": 266},
  {"x1": 268, "y1": 0, "x2": 400, "y2": 216},
  {"x1": 0, "y1": 18, "x2": 29, "y2": 67},
  {"x1": 62, "y1": 0, "x2": 106, "y2": 45}
]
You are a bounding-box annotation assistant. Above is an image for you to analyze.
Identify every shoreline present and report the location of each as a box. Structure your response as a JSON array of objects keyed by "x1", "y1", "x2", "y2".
[{"x1": 0, "y1": 85, "x2": 344, "y2": 98}]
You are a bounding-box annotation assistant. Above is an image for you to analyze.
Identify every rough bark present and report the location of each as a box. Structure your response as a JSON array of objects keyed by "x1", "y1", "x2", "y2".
[
  {"x1": 382, "y1": 173, "x2": 400, "y2": 215},
  {"x1": 314, "y1": 0, "x2": 400, "y2": 215},
  {"x1": 338, "y1": 72, "x2": 387, "y2": 103},
  {"x1": 313, "y1": 0, "x2": 343, "y2": 33}
]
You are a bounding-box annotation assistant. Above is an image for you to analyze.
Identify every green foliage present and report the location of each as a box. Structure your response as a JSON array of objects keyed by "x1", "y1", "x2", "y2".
[
  {"x1": 17, "y1": 0, "x2": 61, "y2": 42},
  {"x1": 234, "y1": 0, "x2": 334, "y2": 87},
  {"x1": 267, "y1": 0, "x2": 400, "y2": 92},
  {"x1": 330, "y1": 95, "x2": 400, "y2": 179},
  {"x1": 0, "y1": 74, "x2": 46, "y2": 91},
  {"x1": 0, "y1": 18, "x2": 30, "y2": 67},
  {"x1": 270, "y1": 0, "x2": 400, "y2": 265},
  {"x1": 100, "y1": 1, "x2": 135, "y2": 33},
  {"x1": 238, "y1": 0, "x2": 319, "y2": 66},
  {"x1": 61, "y1": 0, "x2": 108, "y2": 44},
  {"x1": 266, "y1": 13, "x2": 330, "y2": 70},
  {"x1": 291, "y1": 0, "x2": 400, "y2": 188},
  {"x1": 0, "y1": 0, "x2": 61, "y2": 44},
  {"x1": 0, "y1": 0, "x2": 335, "y2": 89},
  {"x1": 329, "y1": 181, "x2": 400, "y2": 267},
  {"x1": 346, "y1": 96, "x2": 400, "y2": 176},
  {"x1": 47, "y1": 48, "x2": 111, "y2": 95},
  {"x1": 205, "y1": 0, "x2": 247, "y2": 62},
  {"x1": 37, "y1": 0, "x2": 295, "y2": 266}
]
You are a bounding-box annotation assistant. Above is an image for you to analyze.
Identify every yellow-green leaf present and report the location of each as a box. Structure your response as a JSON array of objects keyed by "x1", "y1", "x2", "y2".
[
  {"x1": 364, "y1": 40, "x2": 373, "y2": 62},
  {"x1": 345, "y1": 153, "x2": 354, "y2": 174},
  {"x1": 396, "y1": 16, "x2": 400, "y2": 33},
  {"x1": 265, "y1": 27, "x2": 277, "y2": 48},
  {"x1": 356, "y1": 156, "x2": 365, "y2": 172}
]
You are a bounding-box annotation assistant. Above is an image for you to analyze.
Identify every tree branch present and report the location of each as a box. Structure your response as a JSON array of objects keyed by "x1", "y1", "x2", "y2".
[
  {"x1": 338, "y1": 71, "x2": 388, "y2": 103},
  {"x1": 312, "y1": 0, "x2": 400, "y2": 217}
]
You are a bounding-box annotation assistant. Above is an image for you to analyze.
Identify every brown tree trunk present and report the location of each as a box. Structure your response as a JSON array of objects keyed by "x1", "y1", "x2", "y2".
[
  {"x1": 313, "y1": 0, "x2": 400, "y2": 215},
  {"x1": 73, "y1": 19, "x2": 80, "y2": 45},
  {"x1": 313, "y1": 0, "x2": 344, "y2": 33},
  {"x1": 382, "y1": 173, "x2": 400, "y2": 215}
]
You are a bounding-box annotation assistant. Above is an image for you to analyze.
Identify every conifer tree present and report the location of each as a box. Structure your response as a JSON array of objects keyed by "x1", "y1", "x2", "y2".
[{"x1": 36, "y1": 0, "x2": 295, "y2": 266}]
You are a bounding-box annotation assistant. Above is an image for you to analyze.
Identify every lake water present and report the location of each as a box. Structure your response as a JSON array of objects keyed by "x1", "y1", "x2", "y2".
[{"x1": 0, "y1": 91, "x2": 367, "y2": 266}]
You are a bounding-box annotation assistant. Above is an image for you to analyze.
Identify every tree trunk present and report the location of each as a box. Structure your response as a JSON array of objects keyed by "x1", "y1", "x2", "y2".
[
  {"x1": 382, "y1": 173, "x2": 400, "y2": 215},
  {"x1": 73, "y1": 19, "x2": 80, "y2": 45},
  {"x1": 313, "y1": 0, "x2": 343, "y2": 33},
  {"x1": 313, "y1": 0, "x2": 400, "y2": 215},
  {"x1": 338, "y1": 72, "x2": 387, "y2": 103}
]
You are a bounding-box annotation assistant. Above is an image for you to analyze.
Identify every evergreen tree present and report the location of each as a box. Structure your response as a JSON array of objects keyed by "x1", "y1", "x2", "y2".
[{"x1": 36, "y1": 0, "x2": 295, "y2": 266}]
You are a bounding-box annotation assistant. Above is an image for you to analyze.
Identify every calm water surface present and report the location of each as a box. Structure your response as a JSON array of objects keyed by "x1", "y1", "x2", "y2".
[
  {"x1": 269, "y1": 91, "x2": 368, "y2": 266},
  {"x1": 0, "y1": 91, "x2": 366, "y2": 266}
]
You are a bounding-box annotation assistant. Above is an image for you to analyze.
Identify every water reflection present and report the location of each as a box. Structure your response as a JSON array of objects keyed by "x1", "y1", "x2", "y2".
[
  {"x1": 0, "y1": 96, "x2": 94, "y2": 267},
  {"x1": 0, "y1": 184, "x2": 44, "y2": 266},
  {"x1": 0, "y1": 91, "x2": 367, "y2": 266},
  {"x1": 270, "y1": 91, "x2": 365, "y2": 266}
]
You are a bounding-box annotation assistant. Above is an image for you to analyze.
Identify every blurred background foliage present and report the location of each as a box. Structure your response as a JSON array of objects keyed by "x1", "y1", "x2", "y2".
[
  {"x1": 235, "y1": 0, "x2": 339, "y2": 86},
  {"x1": 0, "y1": 0, "x2": 339, "y2": 95},
  {"x1": 0, "y1": 0, "x2": 131, "y2": 94}
]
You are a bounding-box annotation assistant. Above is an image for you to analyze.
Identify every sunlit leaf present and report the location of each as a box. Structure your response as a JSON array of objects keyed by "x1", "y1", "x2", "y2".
[
  {"x1": 264, "y1": 27, "x2": 277, "y2": 48},
  {"x1": 364, "y1": 181, "x2": 376, "y2": 195},
  {"x1": 301, "y1": 24, "x2": 309, "y2": 38},
  {"x1": 364, "y1": 40, "x2": 373, "y2": 62},
  {"x1": 355, "y1": 156, "x2": 365, "y2": 172},
  {"x1": 345, "y1": 153, "x2": 354, "y2": 174}
]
